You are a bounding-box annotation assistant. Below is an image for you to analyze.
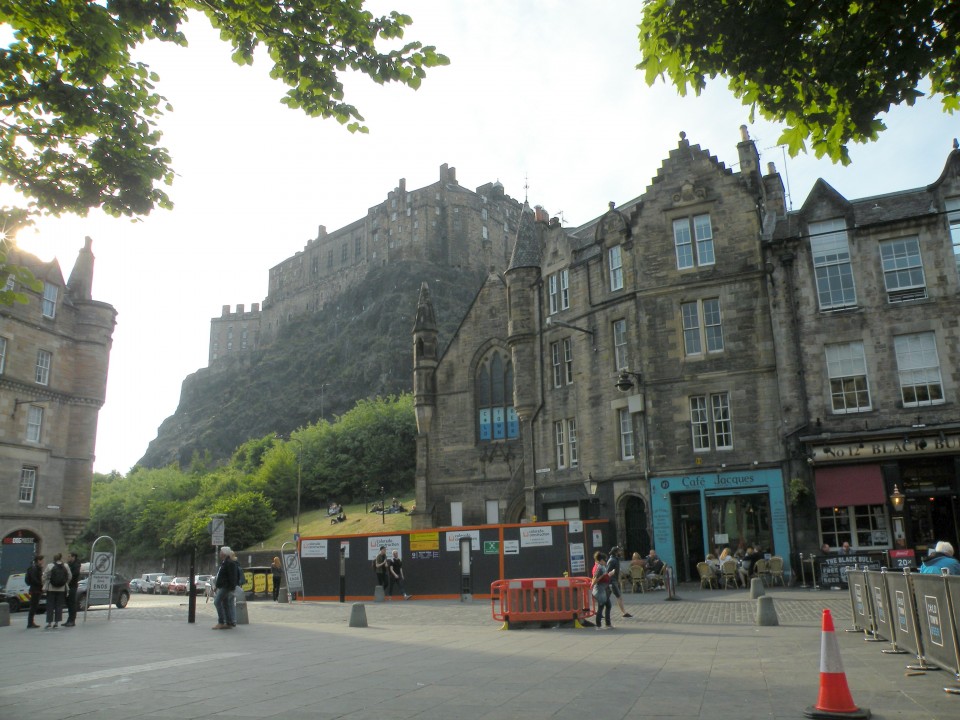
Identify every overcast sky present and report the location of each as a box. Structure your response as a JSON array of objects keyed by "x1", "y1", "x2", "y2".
[{"x1": 14, "y1": 1, "x2": 960, "y2": 474}]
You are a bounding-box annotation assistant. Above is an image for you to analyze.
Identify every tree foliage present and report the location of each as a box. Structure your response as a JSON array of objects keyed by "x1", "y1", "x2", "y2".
[
  {"x1": 638, "y1": 0, "x2": 960, "y2": 164},
  {"x1": 76, "y1": 394, "x2": 415, "y2": 561},
  {"x1": 0, "y1": 0, "x2": 448, "y2": 234}
]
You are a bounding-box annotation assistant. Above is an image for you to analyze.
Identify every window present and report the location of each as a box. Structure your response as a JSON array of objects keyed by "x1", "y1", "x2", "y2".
[
  {"x1": 0, "y1": 336, "x2": 6, "y2": 374},
  {"x1": 555, "y1": 420, "x2": 566, "y2": 468},
  {"x1": 554, "y1": 418, "x2": 578, "y2": 469},
  {"x1": 619, "y1": 408, "x2": 634, "y2": 460},
  {"x1": 895, "y1": 332, "x2": 944, "y2": 407},
  {"x1": 568, "y1": 418, "x2": 578, "y2": 467},
  {"x1": 547, "y1": 269, "x2": 570, "y2": 314},
  {"x1": 26, "y1": 405, "x2": 42, "y2": 442},
  {"x1": 355, "y1": 237, "x2": 362, "y2": 259},
  {"x1": 946, "y1": 197, "x2": 960, "y2": 276},
  {"x1": 485, "y1": 500, "x2": 499, "y2": 524},
  {"x1": 880, "y1": 237, "x2": 926, "y2": 302},
  {"x1": 476, "y1": 350, "x2": 519, "y2": 442},
  {"x1": 550, "y1": 339, "x2": 573, "y2": 387},
  {"x1": 819, "y1": 505, "x2": 889, "y2": 550},
  {"x1": 20, "y1": 467, "x2": 37, "y2": 503},
  {"x1": 42, "y1": 283, "x2": 58, "y2": 318},
  {"x1": 35, "y1": 350, "x2": 51, "y2": 385},
  {"x1": 341, "y1": 244, "x2": 348, "y2": 262},
  {"x1": 810, "y1": 218, "x2": 856, "y2": 310},
  {"x1": 681, "y1": 299, "x2": 724, "y2": 355},
  {"x1": 690, "y1": 392, "x2": 733, "y2": 450},
  {"x1": 608, "y1": 245, "x2": 623, "y2": 290},
  {"x1": 327, "y1": 249, "x2": 334, "y2": 268},
  {"x1": 563, "y1": 338, "x2": 573, "y2": 384},
  {"x1": 545, "y1": 503, "x2": 581, "y2": 521},
  {"x1": 825, "y1": 342, "x2": 871, "y2": 413},
  {"x1": 613, "y1": 319, "x2": 628, "y2": 370},
  {"x1": 673, "y1": 214, "x2": 715, "y2": 269}
]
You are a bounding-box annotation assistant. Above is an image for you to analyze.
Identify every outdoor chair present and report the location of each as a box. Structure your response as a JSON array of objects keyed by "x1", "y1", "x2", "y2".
[
  {"x1": 631, "y1": 567, "x2": 651, "y2": 593},
  {"x1": 697, "y1": 561, "x2": 717, "y2": 590},
  {"x1": 753, "y1": 558, "x2": 770, "y2": 586},
  {"x1": 720, "y1": 559, "x2": 739, "y2": 589},
  {"x1": 767, "y1": 556, "x2": 785, "y2": 586}
]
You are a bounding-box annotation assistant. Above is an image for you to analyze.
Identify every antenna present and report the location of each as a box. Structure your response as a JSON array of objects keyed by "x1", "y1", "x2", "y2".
[
  {"x1": 779, "y1": 145, "x2": 794, "y2": 211},
  {"x1": 523, "y1": 172, "x2": 529, "y2": 204}
]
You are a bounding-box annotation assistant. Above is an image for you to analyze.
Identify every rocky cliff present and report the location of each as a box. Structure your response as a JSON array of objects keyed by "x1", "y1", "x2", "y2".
[{"x1": 138, "y1": 261, "x2": 487, "y2": 468}]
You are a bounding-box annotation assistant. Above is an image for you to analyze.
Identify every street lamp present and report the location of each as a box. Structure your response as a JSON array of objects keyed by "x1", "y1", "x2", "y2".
[
  {"x1": 584, "y1": 474, "x2": 598, "y2": 496},
  {"x1": 615, "y1": 370, "x2": 643, "y2": 392},
  {"x1": 288, "y1": 437, "x2": 303, "y2": 536},
  {"x1": 890, "y1": 484, "x2": 906, "y2": 549},
  {"x1": 380, "y1": 485, "x2": 386, "y2": 525}
]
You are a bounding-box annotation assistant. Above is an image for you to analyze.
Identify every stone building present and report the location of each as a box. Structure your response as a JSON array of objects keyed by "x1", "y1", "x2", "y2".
[
  {"x1": 209, "y1": 165, "x2": 523, "y2": 367},
  {"x1": 0, "y1": 238, "x2": 116, "y2": 565},
  {"x1": 413, "y1": 129, "x2": 792, "y2": 582},
  {"x1": 766, "y1": 145, "x2": 960, "y2": 560}
]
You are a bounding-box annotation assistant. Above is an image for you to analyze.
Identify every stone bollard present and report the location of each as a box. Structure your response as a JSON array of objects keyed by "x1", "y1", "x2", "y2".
[
  {"x1": 373, "y1": 586, "x2": 385, "y2": 603},
  {"x1": 349, "y1": 603, "x2": 369, "y2": 628},
  {"x1": 750, "y1": 577, "x2": 766, "y2": 599},
  {"x1": 755, "y1": 595, "x2": 779, "y2": 626},
  {"x1": 0, "y1": 602, "x2": 9, "y2": 627},
  {"x1": 278, "y1": 587, "x2": 288, "y2": 603}
]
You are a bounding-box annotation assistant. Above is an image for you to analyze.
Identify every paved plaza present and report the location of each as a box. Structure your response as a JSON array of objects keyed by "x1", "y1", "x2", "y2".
[{"x1": 1, "y1": 584, "x2": 957, "y2": 719}]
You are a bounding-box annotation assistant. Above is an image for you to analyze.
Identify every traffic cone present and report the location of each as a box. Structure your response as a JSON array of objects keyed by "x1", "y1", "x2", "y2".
[{"x1": 804, "y1": 609, "x2": 871, "y2": 719}]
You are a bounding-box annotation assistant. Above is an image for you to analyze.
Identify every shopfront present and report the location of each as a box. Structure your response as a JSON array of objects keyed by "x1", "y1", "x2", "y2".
[{"x1": 650, "y1": 469, "x2": 789, "y2": 583}]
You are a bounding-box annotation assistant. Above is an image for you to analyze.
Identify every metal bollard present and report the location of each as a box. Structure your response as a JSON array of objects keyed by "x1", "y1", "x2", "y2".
[
  {"x1": 233, "y1": 586, "x2": 249, "y2": 625},
  {"x1": 0, "y1": 602, "x2": 9, "y2": 627}
]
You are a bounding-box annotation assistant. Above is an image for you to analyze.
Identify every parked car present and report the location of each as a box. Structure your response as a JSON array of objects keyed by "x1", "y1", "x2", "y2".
[
  {"x1": 168, "y1": 577, "x2": 190, "y2": 594},
  {"x1": 129, "y1": 578, "x2": 148, "y2": 593},
  {"x1": 154, "y1": 575, "x2": 174, "y2": 594},
  {"x1": 1, "y1": 573, "x2": 44, "y2": 613},
  {"x1": 76, "y1": 572, "x2": 130, "y2": 610},
  {"x1": 194, "y1": 575, "x2": 213, "y2": 594},
  {"x1": 137, "y1": 572, "x2": 164, "y2": 593}
]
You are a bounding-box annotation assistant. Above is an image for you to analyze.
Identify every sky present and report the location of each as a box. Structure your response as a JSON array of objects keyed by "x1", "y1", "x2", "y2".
[{"x1": 13, "y1": 1, "x2": 960, "y2": 475}]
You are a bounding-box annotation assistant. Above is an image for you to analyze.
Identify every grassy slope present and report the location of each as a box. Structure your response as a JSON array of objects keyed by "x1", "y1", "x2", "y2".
[{"x1": 254, "y1": 494, "x2": 415, "y2": 550}]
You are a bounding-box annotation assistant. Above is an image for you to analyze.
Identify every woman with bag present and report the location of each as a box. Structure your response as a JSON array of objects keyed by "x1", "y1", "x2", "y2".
[{"x1": 590, "y1": 551, "x2": 612, "y2": 629}]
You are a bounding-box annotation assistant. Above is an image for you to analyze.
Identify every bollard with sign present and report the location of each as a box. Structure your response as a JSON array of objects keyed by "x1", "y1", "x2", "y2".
[
  {"x1": 280, "y1": 540, "x2": 303, "y2": 601},
  {"x1": 85, "y1": 536, "x2": 117, "y2": 622}
]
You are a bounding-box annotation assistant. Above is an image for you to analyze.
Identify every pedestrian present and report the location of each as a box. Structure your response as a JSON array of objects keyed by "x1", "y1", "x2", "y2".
[
  {"x1": 43, "y1": 552, "x2": 71, "y2": 629},
  {"x1": 605, "y1": 546, "x2": 632, "y2": 618},
  {"x1": 64, "y1": 551, "x2": 82, "y2": 627},
  {"x1": 374, "y1": 545, "x2": 389, "y2": 592},
  {"x1": 212, "y1": 546, "x2": 239, "y2": 629},
  {"x1": 271, "y1": 557, "x2": 283, "y2": 601},
  {"x1": 920, "y1": 541, "x2": 960, "y2": 575},
  {"x1": 25, "y1": 555, "x2": 44, "y2": 629},
  {"x1": 591, "y1": 551, "x2": 612, "y2": 629},
  {"x1": 388, "y1": 549, "x2": 411, "y2": 599}
]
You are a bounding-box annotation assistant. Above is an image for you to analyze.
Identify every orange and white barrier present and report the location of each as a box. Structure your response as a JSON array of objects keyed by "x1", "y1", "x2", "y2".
[
  {"x1": 490, "y1": 577, "x2": 592, "y2": 629},
  {"x1": 804, "y1": 608, "x2": 871, "y2": 719}
]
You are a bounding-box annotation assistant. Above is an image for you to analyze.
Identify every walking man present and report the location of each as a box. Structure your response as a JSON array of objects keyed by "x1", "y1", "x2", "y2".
[
  {"x1": 212, "y1": 546, "x2": 239, "y2": 629},
  {"x1": 606, "y1": 546, "x2": 632, "y2": 618},
  {"x1": 25, "y1": 555, "x2": 44, "y2": 629},
  {"x1": 64, "y1": 552, "x2": 82, "y2": 627},
  {"x1": 374, "y1": 546, "x2": 389, "y2": 592},
  {"x1": 388, "y1": 549, "x2": 411, "y2": 600}
]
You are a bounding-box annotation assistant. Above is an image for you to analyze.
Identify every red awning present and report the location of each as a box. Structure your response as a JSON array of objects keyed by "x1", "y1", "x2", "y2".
[{"x1": 814, "y1": 465, "x2": 886, "y2": 508}]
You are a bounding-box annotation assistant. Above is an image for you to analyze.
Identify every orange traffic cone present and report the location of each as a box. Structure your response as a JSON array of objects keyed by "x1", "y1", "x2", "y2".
[{"x1": 804, "y1": 609, "x2": 871, "y2": 719}]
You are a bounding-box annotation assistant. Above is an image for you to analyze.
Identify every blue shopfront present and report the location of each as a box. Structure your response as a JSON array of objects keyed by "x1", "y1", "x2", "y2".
[{"x1": 650, "y1": 469, "x2": 790, "y2": 583}]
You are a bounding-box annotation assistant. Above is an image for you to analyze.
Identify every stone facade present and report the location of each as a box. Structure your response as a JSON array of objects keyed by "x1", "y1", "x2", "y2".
[
  {"x1": 209, "y1": 165, "x2": 523, "y2": 366},
  {"x1": 0, "y1": 238, "x2": 116, "y2": 558},
  {"x1": 765, "y1": 147, "x2": 960, "y2": 560},
  {"x1": 412, "y1": 128, "x2": 960, "y2": 581}
]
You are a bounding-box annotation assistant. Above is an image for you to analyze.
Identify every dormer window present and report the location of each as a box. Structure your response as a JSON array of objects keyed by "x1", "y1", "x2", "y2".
[{"x1": 809, "y1": 218, "x2": 856, "y2": 310}]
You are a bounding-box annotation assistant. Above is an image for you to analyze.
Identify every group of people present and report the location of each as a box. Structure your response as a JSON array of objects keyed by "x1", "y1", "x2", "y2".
[
  {"x1": 629, "y1": 549, "x2": 666, "y2": 589},
  {"x1": 24, "y1": 552, "x2": 82, "y2": 629},
  {"x1": 703, "y1": 546, "x2": 766, "y2": 588},
  {"x1": 590, "y1": 546, "x2": 635, "y2": 628},
  {"x1": 373, "y1": 546, "x2": 411, "y2": 599}
]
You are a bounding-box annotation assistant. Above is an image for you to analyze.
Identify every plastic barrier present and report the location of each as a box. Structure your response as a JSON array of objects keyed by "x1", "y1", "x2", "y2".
[
  {"x1": 911, "y1": 572, "x2": 958, "y2": 677},
  {"x1": 865, "y1": 569, "x2": 909, "y2": 655},
  {"x1": 884, "y1": 569, "x2": 938, "y2": 671},
  {"x1": 490, "y1": 577, "x2": 592, "y2": 629}
]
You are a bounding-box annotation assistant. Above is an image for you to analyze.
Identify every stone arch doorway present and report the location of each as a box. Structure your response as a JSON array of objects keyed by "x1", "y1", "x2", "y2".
[{"x1": 620, "y1": 494, "x2": 650, "y2": 561}]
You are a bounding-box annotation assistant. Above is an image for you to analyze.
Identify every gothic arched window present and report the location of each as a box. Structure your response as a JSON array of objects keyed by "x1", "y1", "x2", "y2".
[{"x1": 476, "y1": 350, "x2": 519, "y2": 442}]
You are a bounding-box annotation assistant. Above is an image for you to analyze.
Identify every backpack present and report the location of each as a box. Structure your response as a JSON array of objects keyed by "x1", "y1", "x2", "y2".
[{"x1": 50, "y1": 563, "x2": 68, "y2": 587}]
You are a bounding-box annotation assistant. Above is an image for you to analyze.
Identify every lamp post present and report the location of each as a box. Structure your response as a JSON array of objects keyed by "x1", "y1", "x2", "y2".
[
  {"x1": 615, "y1": 369, "x2": 643, "y2": 392},
  {"x1": 890, "y1": 484, "x2": 906, "y2": 549},
  {"x1": 380, "y1": 485, "x2": 386, "y2": 525},
  {"x1": 289, "y1": 437, "x2": 303, "y2": 537}
]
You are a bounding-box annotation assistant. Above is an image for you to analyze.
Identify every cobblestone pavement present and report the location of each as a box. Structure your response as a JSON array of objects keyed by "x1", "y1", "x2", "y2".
[{"x1": 3, "y1": 585, "x2": 956, "y2": 720}]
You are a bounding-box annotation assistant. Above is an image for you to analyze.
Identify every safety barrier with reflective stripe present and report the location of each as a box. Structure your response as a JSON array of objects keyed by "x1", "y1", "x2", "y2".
[{"x1": 490, "y1": 577, "x2": 592, "y2": 625}]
